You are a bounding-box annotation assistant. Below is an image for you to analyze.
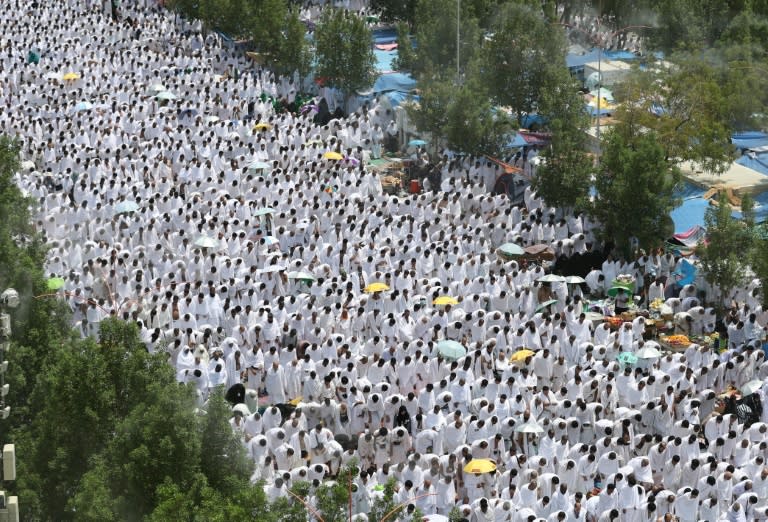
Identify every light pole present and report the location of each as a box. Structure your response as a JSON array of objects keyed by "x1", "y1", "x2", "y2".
[
  {"x1": 456, "y1": 0, "x2": 461, "y2": 79},
  {"x1": 560, "y1": 22, "x2": 651, "y2": 156},
  {"x1": 0, "y1": 289, "x2": 18, "y2": 522}
]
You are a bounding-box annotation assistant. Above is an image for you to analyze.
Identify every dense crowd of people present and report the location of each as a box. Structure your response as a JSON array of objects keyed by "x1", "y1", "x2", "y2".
[{"x1": 4, "y1": 1, "x2": 768, "y2": 521}]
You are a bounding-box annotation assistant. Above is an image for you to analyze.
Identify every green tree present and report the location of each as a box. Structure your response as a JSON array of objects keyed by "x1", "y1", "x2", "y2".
[
  {"x1": 199, "y1": 390, "x2": 253, "y2": 493},
  {"x1": 698, "y1": 194, "x2": 752, "y2": 309},
  {"x1": 315, "y1": 9, "x2": 377, "y2": 106},
  {"x1": 410, "y1": 0, "x2": 482, "y2": 79},
  {"x1": 751, "y1": 234, "x2": 768, "y2": 308},
  {"x1": 393, "y1": 21, "x2": 416, "y2": 72},
  {"x1": 591, "y1": 130, "x2": 681, "y2": 255},
  {"x1": 533, "y1": 70, "x2": 593, "y2": 211},
  {"x1": 443, "y1": 62, "x2": 515, "y2": 157},
  {"x1": 613, "y1": 54, "x2": 734, "y2": 174},
  {"x1": 70, "y1": 381, "x2": 202, "y2": 520},
  {"x1": 405, "y1": 76, "x2": 453, "y2": 155},
  {"x1": 481, "y1": 2, "x2": 567, "y2": 126},
  {"x1": 249, "y1": 0, "x2": 290, "y2": 60},
  {"x1": 371, "y1": 0, "x2": 417, "y2": 24},
  {"x1": 270, "y1": 8, "x2": 313, "y2": 79}
]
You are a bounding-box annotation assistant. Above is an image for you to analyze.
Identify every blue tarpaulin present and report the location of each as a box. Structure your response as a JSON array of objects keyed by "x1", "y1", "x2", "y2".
[
  {"x1": 372, "y1": 72, "x2": 416, "y2": 93},
  {"x1": 372, "y1": 28, "x2": 397, "y2": 45},
  {"x1": 732, "y1": 131, "x2": 768, "y2": 151},
  {"x1": 566, "y1": 49, "x2": 639, "y2": 69},
  {"x1": 374, "y1": 49, "x2": 397, "y2": 72},
  {"x1": 671, "y1": 197, "x2": 711, "y2": 234},
  {"x1": 736, "y1": 151, "x2": 768, "y2": 177}
]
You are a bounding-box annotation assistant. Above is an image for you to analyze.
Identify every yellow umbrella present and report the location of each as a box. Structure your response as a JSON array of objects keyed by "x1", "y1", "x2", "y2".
[
  {"x1": 253, "y1": 122, "x2": 272, "y2": 131},
  {"x1": 323, "y1": 151, "x2": 344, "y2": 160},
  {"x1": 510, "y1": 349, "x2": 535, "y2": 362},
  {"x1": 289, "y1": 396, "x2": 303, "y2": 406},
  {"x1": 62, "y1": 72, "x2": 81, "y2": 81},
  {"x1": 463, "y1": 458, "x2": 497, "y2": 474},
  {"x1": 364, "y1": 282, "x2": 390, "y2": 293},
  {"x1": 433, "y1": 296, "x2": 459, "y2": 306}
]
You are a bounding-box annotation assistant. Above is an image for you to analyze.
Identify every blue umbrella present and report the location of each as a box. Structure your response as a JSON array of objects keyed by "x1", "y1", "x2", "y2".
[
  {"x1": 673, "y1": 259, "x2": 696, "y2": 286},
  {"x1": 436, "y1": 340, "x2": 467, "y2": 360},
  {"x1": 114, "y1": 200, "x2": 139, "y2": 214},
  {"x1": 74, "y1": 101, "x2": 93, "y2": 112},
  {"x1": 617, "y1": 352, "x2": 638, "y2": 367},
  {"x1": 408, "y1": 139, "x2": 427, "y2": 147}
]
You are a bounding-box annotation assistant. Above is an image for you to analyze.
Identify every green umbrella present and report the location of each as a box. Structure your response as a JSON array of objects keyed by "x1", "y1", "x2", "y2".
[
  {"x1": 607, "y1": 285, "x2": 633, "y2": 298},
  {"x1": 497, "y1": 242, "x2": 525, "y2": 257},
  {"x1": 254, "y1": 207, "x2": 275, "y2": 217},
  {"x1": 287, "y1": 271, "x2": 316, "y2": 283},
  {"x1": 47, "y1": 277, "x2": 65, "y2": 290},
  {"x1": 535, "y1": 299, "x2": 559, "y2": 313},
  {"x1": 617, "y1": 352, "x2": 638, "y2": 366},
  {"x1": 436, "y1": 340, "x2": 467, "y2": 360}
]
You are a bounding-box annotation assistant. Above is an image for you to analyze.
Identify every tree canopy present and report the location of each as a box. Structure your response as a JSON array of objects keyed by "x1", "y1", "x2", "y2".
[
  {"x1": 590, "y1": 130, "x2": 681, "y2": 255},
  {"x1": 314, "y1": 9, "x2": 377, "y2": 102}
]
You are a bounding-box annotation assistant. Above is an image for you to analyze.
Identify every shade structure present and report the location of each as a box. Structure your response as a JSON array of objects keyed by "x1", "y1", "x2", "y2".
[
  {"x1": 565, "y1": 275, "x2": 586, "y2": 284},
  {"x1": 535, "y1": 299, "x2": 559, "y2": 313},
  {"x1": 510, "y1": 349, "x2": 535, "y2": 362},
  {"x1": 364, "y1": 282, "x2": 390, "y2": 293},
  {"x1": 537, "y1": 274, "x2": 566, "y2": 283},
  {"x1": 462, "y1": 458, "x2": 497, "y2": 474},
  {"x1": 323, "y1": 151, "x2": 344, "y2": 160},
  {"x1": 497, "y1": 242, "x2": 525, "y2": 256},
  {"x1": 114, "y1": 200, "x2": 139, "y2": 214},
  {"x1": 436, "y1": 340, "x2": 467, "y2": 360},
  {"x1": 636, "y1": 346, "x2": 663, "y2": 359},
  {"x1": 47, "y1": 277, "x2": 66, "y2": 290},
  {"x1": 742, "y1": 379, "x2": 765, "y2": 396},
  {"x1": 515, "y1": 419, "x2": 544, "y2": 434},
  {"x1": 287, "y1": 271, "x2": 316, "y2": 282},
  {"x1": 194, "y1": 236, "x2": 219, "y2": 249},
  {"x1": 433, "y1": 296, "x2": 459, "y2": 306}
]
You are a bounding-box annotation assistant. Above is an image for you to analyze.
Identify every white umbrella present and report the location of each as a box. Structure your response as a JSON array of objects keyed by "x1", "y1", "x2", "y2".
[
  {"x1": 232, "y1": 403, "x2": 250, "y2": 416},
  {"x1": 636, "y1": 346, "x2": 663, "y2": 359},
  {"x1": 194, "y1": 236, "x2": 219, "y2": 249},
  {"x1": 537, "y1": 274, "x2": 566, "y2": 283},
  {"x1": 742, "y1": 379, "x2": 765, "y2": 396},
  {"x1": 259, "y1": 265, "x2": 286, "y2": 273},
  {"x1": 514, "y1": 419, "x2": 544, "y2": 434},
  {"x1": 565, "y1": 275, "x2": 586, "y2": 284}
]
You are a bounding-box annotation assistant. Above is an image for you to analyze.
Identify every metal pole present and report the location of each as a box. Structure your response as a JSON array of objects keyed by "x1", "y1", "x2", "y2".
[
  {"x1": 596, "y1": 43, "x2": 601, "y2": 155},
  {"x1": 457, "y1": 0, "x2": 460, "y2": 79}
]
